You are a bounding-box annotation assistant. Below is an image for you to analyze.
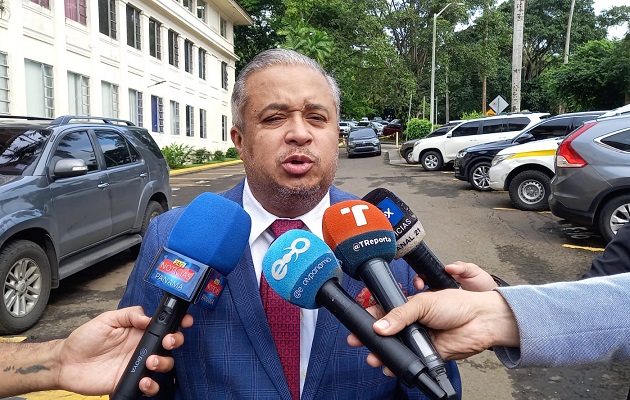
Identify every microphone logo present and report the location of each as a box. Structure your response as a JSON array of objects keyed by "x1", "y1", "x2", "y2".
[{"x1": 271, "y1": 237, "x2": 310, "y2": 280}]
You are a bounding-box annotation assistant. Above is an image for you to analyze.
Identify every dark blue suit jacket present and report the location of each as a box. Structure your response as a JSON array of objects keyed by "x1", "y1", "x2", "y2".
[{"x1": 119, "y1": 181, "x2": 462, "y2": 399}]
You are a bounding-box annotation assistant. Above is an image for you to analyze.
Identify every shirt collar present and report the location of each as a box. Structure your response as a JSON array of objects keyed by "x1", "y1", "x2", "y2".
[{"x1": 242, "y1": 178, "x2": 330, "y2": 245}]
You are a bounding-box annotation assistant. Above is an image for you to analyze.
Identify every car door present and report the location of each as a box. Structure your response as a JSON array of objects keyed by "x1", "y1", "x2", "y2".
[
  {"x1": 48, "y1": 129, "x2": 112, "y2": 256},
  {"x1": 444, "y1": 121, "x2": 481, "y2": 160},
  {"x1": 93, "y1": 129, "x2": 147, "y2": 236}
]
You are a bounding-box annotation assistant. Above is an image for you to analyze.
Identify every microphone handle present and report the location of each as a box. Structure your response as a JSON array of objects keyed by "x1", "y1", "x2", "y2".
[
  {"x1": 403, "y1": 243, "x2": 460, "y2": 290},
  {"x1": 315, "y1": 279, "x2": 447, "y2": 400},
  {"x1": 111, "y1": 294, "x2": 190, "y2": 400},
  {"x1": 359, "y1": 259, "x2": 458, "y2": 399}
]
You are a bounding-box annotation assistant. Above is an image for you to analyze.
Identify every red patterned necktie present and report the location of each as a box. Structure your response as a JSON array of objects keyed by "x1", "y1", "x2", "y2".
[{"x1": 260, "y1": 219, "x2": 304, "y2": 400}]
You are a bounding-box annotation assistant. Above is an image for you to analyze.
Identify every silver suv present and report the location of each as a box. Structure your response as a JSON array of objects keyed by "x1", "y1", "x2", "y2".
[
  {"x1": 549, "y1": 114, "x2": 630, "y2": 243},
  {"x1": 0, "y1": 116, "x2": 171, "y2": 334}
]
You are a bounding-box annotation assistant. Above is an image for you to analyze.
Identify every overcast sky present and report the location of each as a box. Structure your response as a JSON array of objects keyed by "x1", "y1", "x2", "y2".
[{"x1": 592, "y1": 0, "x2": 627, "y2": 39}]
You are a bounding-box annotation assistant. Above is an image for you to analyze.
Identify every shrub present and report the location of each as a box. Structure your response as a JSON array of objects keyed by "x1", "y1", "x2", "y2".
[
  {"x1": 461, "y1": 111, "x2": 484, "y2": 120},
  {"x1": 226, "y1": 147, "x2": 239, "y2": 159},
  {"x1": 213, "y1": 150, "x2": 225, "y2": 161},
  {"x1": 192, "y1": 148, "x2": 212, "y2": 164},
  {"x1": 161, "y1": 143, "x2": 193, "y2": 169},
  {"x1": 403, "y1": 118, "x2": 433, "y2": 140}
]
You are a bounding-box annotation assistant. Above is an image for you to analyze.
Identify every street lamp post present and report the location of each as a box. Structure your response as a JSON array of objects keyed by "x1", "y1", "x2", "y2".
[{"x1": 430, "y1": 2, "x2": 461, "y2": 126}]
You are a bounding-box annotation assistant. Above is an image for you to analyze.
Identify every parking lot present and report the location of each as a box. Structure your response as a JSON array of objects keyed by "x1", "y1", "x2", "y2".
[{"x1": 4, "y1": 144, "x2": 628, "y2": 400}]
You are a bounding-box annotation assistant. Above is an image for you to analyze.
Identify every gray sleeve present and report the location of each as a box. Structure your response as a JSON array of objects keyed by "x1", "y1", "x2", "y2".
[{"x1": 491, "y1": 273, "x2": 630, "y2": 368}]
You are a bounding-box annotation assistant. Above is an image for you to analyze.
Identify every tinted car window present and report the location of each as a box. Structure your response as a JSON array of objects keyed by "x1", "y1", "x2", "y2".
[
  {"x1": 54, "y1": 131, "x2": 98, "y2": 172},
  {"x1": 528, "y1": 119, "x2": 570, "y2": 140},
  {"x1": 95, "y1": 130, "x2": 138, "y2": 168},
  {"x1": 481, "y1": 119, "x2": 506, "y2": 134},
  {"x1": 349, "y1": 129, "x2": 377, "y2": 139},
  {"x1": 507, "y1": 117, "x2": 531, "y2": 131},
  {"x1": 600, "y1": 129, "x2": 630, "y2": 152},
  {"x1": 128, "y1": 128, "x2": 165, "y2": 159},
  {"x1": 426, "y1": 126, "x2": 449, "y2": 138},
  {"x1": 451, "y1": 121, "x2": 480, "y2": 137},
  {"x1": 0, "y1": 128, "x2": 52, "y2": 175}
]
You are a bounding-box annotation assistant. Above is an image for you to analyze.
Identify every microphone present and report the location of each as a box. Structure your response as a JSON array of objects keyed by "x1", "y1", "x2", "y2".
[
  {"x1": 322, "y1": 200, "x2": 457, "y2": 399},
  {"x1": 262, "y1": 230, "x2": 448, "y2": 400},
  {"x1": 362, "y1": 188, "x2": 460, "y2": 290},
  {"x1": 111, "y1": 192, "x2": 251, "y2": 400}
]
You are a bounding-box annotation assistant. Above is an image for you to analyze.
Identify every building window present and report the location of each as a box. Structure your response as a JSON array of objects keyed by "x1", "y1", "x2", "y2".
[
  {"x1": 183, "y1": 0, "x2": 193, "y2": 12},
  {"x1": 0, "y1": 52, "x2": 9, "y2": 114},
  {"x1": 222, "y1": 115, "x2": 228, "y2": 141},
  {"x1": 151, "y1": 95, "x2": 164, "y2": 133},
  {"x1": 168, "y1": 30, "x2": 179, "y2": 67},
  {"x1": 198, "y1": 48, "x2": 206, "y2": 80},
  {"x1": 220, "y1": 17, "x2": 227, "y2": 37},
  {"x1": 126, "y1": 4, "x2": 141, "y2": 50},
  {"x1": 30, "y1": 0, "x2": 50, "y2": 8},
  {"x1": 25, "y1": 59, "x2": 54, "y2": 118},
  {"x1": 98, "y1": 0, "x2": 117, "y2": 39},
  {"x1": 101, "y1": 81, "x2": 119, "y2": 118},
  {"x1": 185, "y1": 105, "x2": 194, "y2": 137},
  {"x1": 199, "y1": 109, "x2": 207, "y2": 138},
  {"x1": 184, "y1": 40, "x2": 193, "y2": 74},
  {"x1": 221, "y1": 61, "x2": 228, "y2": 90},
  {"x1": 170, "y1": 101, "x2": 180, "y2": 135},
  {"x1": 129, "y1": 89, "x2": 143, "y2": 127},
  {"x1": 197, "y1": 1, "x2": 206, "y2": 22},
  {"x1": 65, "y1": 0, "x2": 87, "y2": 25},
  {"x1": 68, "y1": 72, "x2": 90, "y2": 116},
  {"x1": 149, "y1": 19, "x2": 162, "y2": 60}
]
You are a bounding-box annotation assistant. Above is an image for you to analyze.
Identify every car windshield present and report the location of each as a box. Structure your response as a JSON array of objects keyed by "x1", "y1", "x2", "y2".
[
  {"x1": 349, "y1": 130, "x2": 376, "y2": 139},
  {"x1": 0, "y1": 128, "x2": 52, "y2": 175}
]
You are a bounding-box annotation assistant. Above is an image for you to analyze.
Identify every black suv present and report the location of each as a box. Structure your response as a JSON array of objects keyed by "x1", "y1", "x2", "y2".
[
  {"x1": 453, "y1": 111, "x2": 605, "y2": 191},
  {"x1": 0, "y1": 115, "x2": 171, "y2": 334}
]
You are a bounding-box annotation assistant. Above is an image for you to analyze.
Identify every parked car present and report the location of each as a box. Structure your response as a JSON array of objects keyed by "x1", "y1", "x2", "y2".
[
  {"x1": 488, "y1": 137, "x2": 560, "y2": 211},
  {"x1": 549, "y1": 114, "x2": 630, "y2": 243},
  {"x1": 339, "y1": 121, "x2": 352, "y2": 136},
  {"x1": 382, "y1": 119, "x2": 404, "y2": 136},
  {"x1": 346, "y1": 127, "x2": 381, "y2": 158},
  {"x1": 399, "y1": 120, "x2": 463, "y2": 164},
  {"x1": 0, "y1": 115, "x2": 171, "y2": 334},
  {"x1": 454, "y1": 111, "x2": 605, "y2": 190},
  {"x1": 371, "y1": 121, "x2": 385, "y2": 135},
  {"x1": 411, "y1": 112, "x2": 549, "y2": 171}
]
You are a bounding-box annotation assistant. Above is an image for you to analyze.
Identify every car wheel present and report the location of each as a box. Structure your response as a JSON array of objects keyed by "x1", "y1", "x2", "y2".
[
  {"x1": 130, "y1": 200, "x2": 165, "y2": 257},
  {"x1": 0, "y1": 240, "x2": 51, "y2": 334},
  {"x1": 508, "y1": 170, "x2": 551, "y2": 211},
  {"x1": 468, "y1": 161, "x2": 491, "y2": 191},
  {"x1": 597, "y1": 194, "x2": 630, "y2": 243},
  {"x1": 403, "y1": 148, "x2": 415, "y2": 164},
  {"x1": 421, "y1": 151, "x2": 443, "y2": 171}
]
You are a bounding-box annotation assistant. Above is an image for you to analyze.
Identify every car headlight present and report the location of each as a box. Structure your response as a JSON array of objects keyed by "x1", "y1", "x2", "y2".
[
  {"x1": 491, "y1": 153, "x2": 514, "y2": 167},
  {"x1": 412, "y1": 140, "x2": 423, "y2": 148},
  {"x1": 456, "y1": 150, "x2": 466, "y2": 158}
]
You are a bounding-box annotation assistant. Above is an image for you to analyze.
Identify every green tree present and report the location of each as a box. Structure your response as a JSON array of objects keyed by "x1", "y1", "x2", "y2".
[{"x1": 279, "y1": 20, "x2": 334, "y2": 65}]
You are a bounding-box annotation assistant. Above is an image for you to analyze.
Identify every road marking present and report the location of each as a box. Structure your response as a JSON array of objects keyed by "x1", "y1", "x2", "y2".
[
  {"x1": 5, "y1": 392, "x2": 105, "y2": 400},
  {"x1": 562, "y1": 244, "x2": 605, "y2": 252},
  {"x1": 0, "y1": 336, "x2": 27, "y2": 342}
]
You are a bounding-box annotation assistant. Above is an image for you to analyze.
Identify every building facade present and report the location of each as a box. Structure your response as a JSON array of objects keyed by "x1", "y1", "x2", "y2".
[{"x1": 0, "y1": 0, "x2": 251, "y2": 152}]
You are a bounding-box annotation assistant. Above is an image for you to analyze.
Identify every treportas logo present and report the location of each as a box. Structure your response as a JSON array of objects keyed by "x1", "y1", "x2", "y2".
[{"x1": 157, "y1": 258, "x2": 195, "y2": 283}]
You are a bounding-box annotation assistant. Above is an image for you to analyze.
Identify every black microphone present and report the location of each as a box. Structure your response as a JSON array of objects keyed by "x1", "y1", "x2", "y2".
[
  {"x1": 363, "y1": 188, "x2": 460, "y2": 290},
  {"x1": 262, "y1": 229, "x2": 448, "y2": 400},
  {"x1": 111, "y1": 193, "x2": 251, "y2": 400},
  {"x1": 322, "y1": 200, "x2": 458, "y2": 399}
]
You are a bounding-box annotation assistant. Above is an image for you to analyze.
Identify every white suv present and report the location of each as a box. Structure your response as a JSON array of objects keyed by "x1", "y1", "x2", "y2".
[{"x1": 411, "y1": 113, "x2": 549, "y2": 171}]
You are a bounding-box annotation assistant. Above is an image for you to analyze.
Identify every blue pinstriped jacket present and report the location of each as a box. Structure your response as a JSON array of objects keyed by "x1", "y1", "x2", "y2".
[{"x1": 119, "y1": 181, "x2": 462, "y2": 399}]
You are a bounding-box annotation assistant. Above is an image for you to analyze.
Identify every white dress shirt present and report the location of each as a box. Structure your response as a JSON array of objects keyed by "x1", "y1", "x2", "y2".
[{"x1": 242, "y1": 178, "x2": 330, "y2": 396}]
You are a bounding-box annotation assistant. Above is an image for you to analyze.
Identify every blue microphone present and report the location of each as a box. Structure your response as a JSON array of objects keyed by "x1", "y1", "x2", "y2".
[
  {"x1": 262, "y1": 230, "x2": 447, "y2": 400},
  {"x1": 112, "y1": 192, "x2": 251, "y2": 399}
]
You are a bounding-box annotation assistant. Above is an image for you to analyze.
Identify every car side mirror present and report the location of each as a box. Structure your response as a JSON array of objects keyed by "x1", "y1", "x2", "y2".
[
  {"x1": 446, "y1": 132, "x2": 453, "y2": 138},
  {"x1": 53, "y1": 158, "x2": 88, "y2": 179}
]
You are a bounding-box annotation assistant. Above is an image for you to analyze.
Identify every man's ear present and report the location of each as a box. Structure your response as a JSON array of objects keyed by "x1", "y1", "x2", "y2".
[{"x1": 230, "y1": 127, "x2": 243, "y2": 158}]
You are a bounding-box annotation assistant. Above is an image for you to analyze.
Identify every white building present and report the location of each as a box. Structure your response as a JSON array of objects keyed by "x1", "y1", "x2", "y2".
[{"x1": 0, "y1": 0, "x2": 252, "y2": 152}]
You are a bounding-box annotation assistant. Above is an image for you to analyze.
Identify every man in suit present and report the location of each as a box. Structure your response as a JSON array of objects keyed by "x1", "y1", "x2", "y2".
[{"x1": 118, "y1": 48, "x2": 461, "y2": 399}]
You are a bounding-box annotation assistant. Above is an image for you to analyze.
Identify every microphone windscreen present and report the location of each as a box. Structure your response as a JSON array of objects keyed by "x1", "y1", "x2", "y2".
[
  {"x1": 167, "y1": 192, "x2": 251, "y2": 275},
  {"x1": 362, "y1": 188, "x2": 426, "y2": 258},
  {"x1": 262, "y1": 230, "x2": 342, "y2": 309},
  {"x1": 322, "y1": 200, "x2": 396, "y2": 279}
]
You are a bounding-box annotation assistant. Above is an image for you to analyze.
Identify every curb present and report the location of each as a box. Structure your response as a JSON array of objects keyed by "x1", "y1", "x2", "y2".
[{"x1": 169, "y1": 159, "x2": 243, "y2": 176}]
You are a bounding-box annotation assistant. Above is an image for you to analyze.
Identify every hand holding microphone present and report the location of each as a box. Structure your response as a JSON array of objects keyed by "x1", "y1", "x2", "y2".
[
  {"x1": 111, "y1": 193, "x2": 251, "y2": 400},
  {"x1": 322, "y1": 200, "x2": 457, "y2": 399},
  {"x1": 362, "y1": 188, "x2": 460, "y2": 290},
  {"x1": 261, "y1": 230, "x2": 448, "y2": 400}
]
